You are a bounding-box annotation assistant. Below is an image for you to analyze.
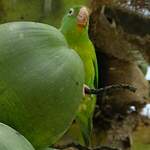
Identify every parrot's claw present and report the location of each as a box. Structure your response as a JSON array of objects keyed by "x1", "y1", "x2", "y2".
[{"x1": 83, "y1": 84, "x2": 90, "y2": 96}]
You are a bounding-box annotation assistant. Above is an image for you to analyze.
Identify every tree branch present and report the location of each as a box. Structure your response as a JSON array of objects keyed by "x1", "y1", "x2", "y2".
[
  {"x1": 85, "y1": 84, "x2": 137, "y2": 95},
  {"x1": 53, "y1": 142, "x2": 119, "y2": 150}
]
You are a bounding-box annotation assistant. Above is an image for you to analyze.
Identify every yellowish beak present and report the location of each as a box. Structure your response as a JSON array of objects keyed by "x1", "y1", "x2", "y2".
[{"x1": 77, "y1": 7, "x2": 89, "y2": 28}]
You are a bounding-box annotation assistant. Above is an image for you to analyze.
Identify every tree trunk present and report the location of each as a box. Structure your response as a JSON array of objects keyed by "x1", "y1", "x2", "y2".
[{"x1": 89, "y1": 0, "x2": 150, "y2": 150}]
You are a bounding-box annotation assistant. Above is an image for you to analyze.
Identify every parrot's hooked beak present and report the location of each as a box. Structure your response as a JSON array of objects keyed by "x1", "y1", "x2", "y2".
[{"x1": 77, "y1": 7, "x2": 89, "y2": 28}]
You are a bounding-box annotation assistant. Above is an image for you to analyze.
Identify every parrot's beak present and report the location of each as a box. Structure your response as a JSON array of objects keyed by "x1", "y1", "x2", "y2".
[{"x1": 77, "y1": 7, "x2": 89, "y2": 28}]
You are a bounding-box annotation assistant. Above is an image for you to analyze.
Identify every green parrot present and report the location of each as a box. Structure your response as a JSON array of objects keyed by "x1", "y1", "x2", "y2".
[{"x1": 60, "y1": 6, "x2": 98, "y2": 146}]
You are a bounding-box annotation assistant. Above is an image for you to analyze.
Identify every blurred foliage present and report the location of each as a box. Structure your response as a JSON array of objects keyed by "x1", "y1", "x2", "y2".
[
  {"x1": 43, "y1": 0, "x2": 88, "y2": 27},
  {"x1": 132, "y1": 124, "x2": 150, "y2": 150},
  {"x1": 0, "y1": 0, "x2": 88, "y2": 27}
]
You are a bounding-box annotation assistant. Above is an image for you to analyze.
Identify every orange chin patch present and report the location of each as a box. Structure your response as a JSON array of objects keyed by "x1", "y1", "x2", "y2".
[
  {"x1": 77, "y1": 7, "x2": 89, "y2": 29},
  {"x1": 77, "y1": 25, "x2": 84, "y2": 32}
]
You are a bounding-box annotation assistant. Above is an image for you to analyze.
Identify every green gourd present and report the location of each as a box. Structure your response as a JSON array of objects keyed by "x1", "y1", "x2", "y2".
[
  {"x1": 0, "y1": 22, "x2": 84, "y2": 149},
  {"x1": 0, "y1": 123, "x2": 35, "y2": 150}
]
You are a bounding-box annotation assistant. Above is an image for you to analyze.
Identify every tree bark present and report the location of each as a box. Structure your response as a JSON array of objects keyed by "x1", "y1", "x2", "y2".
[{"x1": 89, "y1": 1, "x2": 150, "y2": 150}]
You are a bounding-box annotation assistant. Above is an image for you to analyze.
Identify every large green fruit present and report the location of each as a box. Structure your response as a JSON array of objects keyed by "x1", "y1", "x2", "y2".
[
  {"x1": 0, "y1": 123, "x2": 35, "y2": 150},
  {"x1": 0, "y1": 22, "x2": 84, "y2": 149}
]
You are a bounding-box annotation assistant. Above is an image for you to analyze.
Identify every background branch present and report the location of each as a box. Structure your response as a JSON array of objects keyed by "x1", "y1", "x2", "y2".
[
  {"x1": 85, "y1": 84, "x2": 137, "y2": 95},
  {"x1": 53, "y1": 142, "x2": 119, "y2": 150}
]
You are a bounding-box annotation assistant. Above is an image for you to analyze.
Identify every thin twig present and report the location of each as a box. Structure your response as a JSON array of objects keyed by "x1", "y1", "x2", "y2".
[
  {"x1": 53, "y1": 143, "x2": 88, "y2": 150},
  {"x1": 85, "y1": 84, "x2": 137, "y2": 95},
  {"x1": 93, "y1": 146, "x2": 119, "y2": 150},
  {"x1": 53, "y1": 143, "x2": 119, "y2": 150}
]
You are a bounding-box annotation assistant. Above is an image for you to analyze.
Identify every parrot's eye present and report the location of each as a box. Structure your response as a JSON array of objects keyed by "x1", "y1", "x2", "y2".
[{"x1": 68, "y1": 8, "x2": 74, "y2": 16}]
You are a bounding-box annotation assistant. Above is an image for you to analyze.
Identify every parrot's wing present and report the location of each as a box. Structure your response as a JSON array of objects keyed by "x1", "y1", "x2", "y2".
[
  {"x1": 76, "y1": 42, "x2": 98, "y2": 146},
  {"x1": 90, "y1": 42, "x2": 98, "y2": 88},
  {"x1": 76, "y1": 95, "x2": 96, "y2": 146},
  {"x1": 93, "y1": 56, "x2": 98, "y2": 88}
]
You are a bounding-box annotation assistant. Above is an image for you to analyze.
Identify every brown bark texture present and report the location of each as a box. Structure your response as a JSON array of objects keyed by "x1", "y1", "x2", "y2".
[{"x1": 89, "y1": 0, "x2": 150, "y2": 150}]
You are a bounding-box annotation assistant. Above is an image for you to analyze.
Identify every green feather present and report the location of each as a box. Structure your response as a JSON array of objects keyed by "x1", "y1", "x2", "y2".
[{"x1": 60, "y1": 6, "x2": 98, "y2": 146}]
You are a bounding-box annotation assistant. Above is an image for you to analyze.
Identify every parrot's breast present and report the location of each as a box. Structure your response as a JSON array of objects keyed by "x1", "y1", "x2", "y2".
[{"x1": 72, "y1": 44, "x2": 95, "y2": 88}]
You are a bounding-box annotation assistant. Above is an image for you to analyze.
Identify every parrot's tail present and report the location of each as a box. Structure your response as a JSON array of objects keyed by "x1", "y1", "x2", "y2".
[{"x1": 76, "y1": 95, "x2": 96, "y2": 146}]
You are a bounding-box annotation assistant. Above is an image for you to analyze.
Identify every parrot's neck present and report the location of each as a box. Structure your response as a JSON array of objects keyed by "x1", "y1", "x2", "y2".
[{"x1": 60, "y1": 26, "x2": 89, "y2": 46}]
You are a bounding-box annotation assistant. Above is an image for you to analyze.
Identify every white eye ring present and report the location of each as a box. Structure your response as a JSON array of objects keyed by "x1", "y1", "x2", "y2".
[{"x1": 68, "y1": 8, "x2": 74, "y2": 16}]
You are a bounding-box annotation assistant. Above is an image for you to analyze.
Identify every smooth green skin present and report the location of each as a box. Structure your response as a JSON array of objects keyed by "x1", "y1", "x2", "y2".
[
  {"x1": 0, "y1": 123, "x2": 35, "y2": 150},
  {"x1": 60, "y1": 6, "x2": 98, "y2": 145},
  {"x1": 0, "y1": 22, "x2": 84, "y2": 149}
]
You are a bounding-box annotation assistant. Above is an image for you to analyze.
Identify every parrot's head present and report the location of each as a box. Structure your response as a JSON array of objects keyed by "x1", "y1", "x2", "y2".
[{"x1": 60, "y1": 6, "x2": 89, "y2": 39}]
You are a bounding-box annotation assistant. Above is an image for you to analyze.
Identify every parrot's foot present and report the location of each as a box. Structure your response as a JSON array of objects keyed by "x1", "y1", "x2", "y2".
[{"x1": 83, "y1": 84, "x2": 90, "y2": 96}]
